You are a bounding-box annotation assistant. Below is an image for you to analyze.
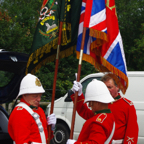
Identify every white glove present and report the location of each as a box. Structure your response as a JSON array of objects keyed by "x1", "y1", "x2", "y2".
[
  {"x1": 47, "y1": 113, "x2": 56, "y2": 126},
  {"x1": 66, "y1": 139, "x2": 76, "y2": 144},
  {"x1": 72, "y1": 81, "x2": 83, "y2": 96}
]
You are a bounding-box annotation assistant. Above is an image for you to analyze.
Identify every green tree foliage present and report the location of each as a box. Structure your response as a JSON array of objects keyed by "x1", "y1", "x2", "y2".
[
  {"x1": 115, "y1": 0, "x2": 144, "y2": 70},
  {"x1": 130, "y1": 23, "x2": 144, "y2": 70},
  {"x1": 0, "y1": 0, "x2": 42, "y2": 53}
]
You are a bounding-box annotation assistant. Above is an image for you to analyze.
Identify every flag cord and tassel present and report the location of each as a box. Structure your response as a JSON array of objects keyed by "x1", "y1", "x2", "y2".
[
  {"x1": 48, "y1": 21, "x2": 63, "y2": 144},
  {"x1": 70, "y1": 27, "x2": 87, "y2": 139}
]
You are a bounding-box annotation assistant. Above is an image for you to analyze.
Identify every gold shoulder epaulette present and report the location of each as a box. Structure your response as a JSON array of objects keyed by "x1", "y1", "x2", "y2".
[
  {"x1": 17, "y1": 106, "x2": 23, "y2": 110},
  {"x1": 122, "y1": 97, "x2": 133, "y2": 106},
  {"x1": 96, "y1": 113, "x2": 107, "y2": 123}
]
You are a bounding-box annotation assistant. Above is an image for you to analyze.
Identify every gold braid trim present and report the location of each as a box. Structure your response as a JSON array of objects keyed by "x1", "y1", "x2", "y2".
[
  {"x1": 76, "y1": 51, "x2": 128, "y2": 94},
  {"x1": 77, "y1": 99, "x2": 84, "y2": 103},
  {"x1": 71, "y1": 95, "x2": 84, "y2": 103},
  {"x1": 61, "y1": 22, "x2": 67, "y2": 45},
  {"x1": 61, "y1": 22, "x2": 71, "y2": 46}
]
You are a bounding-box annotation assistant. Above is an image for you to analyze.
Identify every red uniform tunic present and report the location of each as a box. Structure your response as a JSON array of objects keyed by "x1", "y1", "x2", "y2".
[
  {"x1": 108, "y1": 94, "x2": 139, "y2": 144},
  {"x1": 8, "y1": 98, "x2": 53, "y2": 144},
  {"x1": 71, "y1": 94, "x2": 115, "y2": 144}
]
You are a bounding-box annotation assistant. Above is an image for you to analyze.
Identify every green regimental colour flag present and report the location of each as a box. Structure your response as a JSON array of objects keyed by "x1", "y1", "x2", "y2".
[{"x1": 26, "y1": 0, "x2": 82, "y2": 74}]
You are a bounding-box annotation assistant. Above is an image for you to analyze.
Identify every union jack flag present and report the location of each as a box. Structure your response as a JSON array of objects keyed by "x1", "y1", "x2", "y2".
[{"x1": 76, "y1": 0, "x2": 128, "y2": 94}]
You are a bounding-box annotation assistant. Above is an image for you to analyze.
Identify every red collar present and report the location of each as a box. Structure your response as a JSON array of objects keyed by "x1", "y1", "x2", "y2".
[{"x1": 20, "y1": 98, "x2": 30, "y2": 106}]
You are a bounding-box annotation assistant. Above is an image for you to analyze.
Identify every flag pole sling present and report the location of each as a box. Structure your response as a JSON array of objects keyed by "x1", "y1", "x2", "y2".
[
  {"x1": 48, "y1": 21, "x2": 63, "y2": 144},
  {"x1": 70, "y1": 27, "x2": 87, "y2": 139}
]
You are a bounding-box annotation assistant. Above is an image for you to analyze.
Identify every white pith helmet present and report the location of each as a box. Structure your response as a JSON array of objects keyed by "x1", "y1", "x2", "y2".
[
  {"x1": 17, "y1": 73, "x2": 45, "y2": 98},
  {"x1": 84, "y1": 79, "x2": 114, "y2": 103}
]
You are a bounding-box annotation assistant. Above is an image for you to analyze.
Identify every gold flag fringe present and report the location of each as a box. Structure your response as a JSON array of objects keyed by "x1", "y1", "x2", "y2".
[
  {"x1": 26, "y1": 38, "x2": 76, "y2": 75},
  {"x1": 89, "y1": 28, "x2": 108, "y2": 51},
  {"x1": 89, "y1": 28, "x2": 108, "y2": 42},
  {"x1": 76, "y1": 51, "x2": 128, "y2": 94},
  {"x1": 26, "y1": 37, "x2": 58, "y2": 74}
]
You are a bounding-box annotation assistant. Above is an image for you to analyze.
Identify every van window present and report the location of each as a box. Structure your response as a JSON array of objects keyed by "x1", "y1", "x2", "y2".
[{"x1": 82, "y1": 77, "x2": 102, "y2": 97}]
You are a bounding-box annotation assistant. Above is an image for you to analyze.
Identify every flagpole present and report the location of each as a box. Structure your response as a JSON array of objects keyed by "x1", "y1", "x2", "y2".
[
  {"x1": 48, "y1": 21, "x2": 63, "y2": 144},
  {"x1": 70, "y1": 27, "x2": 87, "y2": 139}
]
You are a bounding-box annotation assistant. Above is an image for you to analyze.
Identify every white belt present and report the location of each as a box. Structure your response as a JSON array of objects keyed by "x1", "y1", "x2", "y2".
[
  {"x1": 112, "y1": 139, "x2": 123, "y2": 144},
  {"x1": 16, "y1": 102, "x2": 46, "y2": 144}
]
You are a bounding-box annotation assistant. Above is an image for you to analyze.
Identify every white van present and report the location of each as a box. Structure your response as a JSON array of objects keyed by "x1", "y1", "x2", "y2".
[{"x1": 46, "y1": 71, "x2": 144, "y2": 144}]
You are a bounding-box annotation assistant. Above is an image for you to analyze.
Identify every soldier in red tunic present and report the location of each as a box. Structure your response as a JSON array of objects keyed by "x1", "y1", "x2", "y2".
[
  {"x1": 101, "y1": 74, "x2": 139, "y2": 144},
  {"x1": 66, "y1": 79, "x2": 115, "y2": 144},
  {"x1": 8, "y1": 73, "x2": 56, "y2": 144}
]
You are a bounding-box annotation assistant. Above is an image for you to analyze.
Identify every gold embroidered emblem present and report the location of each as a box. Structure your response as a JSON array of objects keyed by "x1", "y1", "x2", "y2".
[
  {"x1": 35, "y1": 78, "x2": 41, "y2": 86},
  {"x1": 105, "y1": 0, "x2": 117, "y2": 17},
  {"x1": 96, "y1": 113, "x2": 107, "y2": 123},
  {"x1": 97, "y1": 118, "x2": 101, "y2": 122},
  {"x1": 17, "y1": 106, "x2": 23, "y2": 110}
]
